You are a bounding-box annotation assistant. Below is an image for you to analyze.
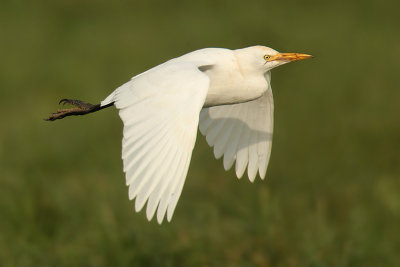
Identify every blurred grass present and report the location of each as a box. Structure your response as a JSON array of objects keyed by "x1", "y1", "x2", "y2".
[{"x1": 1, "y1": 0, "x2": 400, "y2": 266}]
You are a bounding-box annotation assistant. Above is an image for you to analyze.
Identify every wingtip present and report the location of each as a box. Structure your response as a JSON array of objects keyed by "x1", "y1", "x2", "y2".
[
  {"x1": 235, "y1": 167, "x2": 245, "y2": 179},
  {"x1": 248, "y1": 169, "x2": 257, "y2": 183},
  {"x1": 157, "y1": 213, "x2": 164, "y2": 224},
  {"x1": 213, "y1": 147, "x2": 224, "y2": 160},
  {"x1": 223, "y1": 154, "x2": 235, "y2": 171},
  {"x1": 167, "y1": 213, "x2": 173, "y2": 222},
  {"x1": 259, "y1": 169, "x2": 267, "y2": 180}
]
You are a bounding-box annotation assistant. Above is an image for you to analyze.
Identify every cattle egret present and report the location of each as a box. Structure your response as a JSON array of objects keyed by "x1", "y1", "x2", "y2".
[{"x1": 46, "y1": 46, "x2": 312, "y2": 223}]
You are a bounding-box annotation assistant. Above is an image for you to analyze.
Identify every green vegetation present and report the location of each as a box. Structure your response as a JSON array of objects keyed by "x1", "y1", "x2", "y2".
[{"x1": 1, "y1": 0, "x2": 399, "y2": 266}]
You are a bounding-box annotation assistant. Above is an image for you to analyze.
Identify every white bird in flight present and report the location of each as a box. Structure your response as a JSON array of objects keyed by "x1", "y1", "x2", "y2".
[{"x1": 47, "y1": 46, "x2": 312, "y2": 223}]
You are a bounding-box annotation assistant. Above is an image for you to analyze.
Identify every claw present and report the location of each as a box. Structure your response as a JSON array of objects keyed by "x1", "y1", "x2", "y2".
[
  {"x1": 59, "y1": 99, "x2": 78, "y2": 106},
  {"x1": 59, "y1": 99, "x2": 70, "y2": 105},
  {"x1": 57, "y1": 99, "x2": 94, "y2": 109}
]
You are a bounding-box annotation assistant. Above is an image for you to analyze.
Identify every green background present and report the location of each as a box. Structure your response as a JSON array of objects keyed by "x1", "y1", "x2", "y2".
[{"x1": 1, "y1": 0, "x2": 399, "y2": 266}]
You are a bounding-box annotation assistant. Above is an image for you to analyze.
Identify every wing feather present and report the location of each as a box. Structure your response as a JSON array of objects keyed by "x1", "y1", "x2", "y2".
[
  {"x1": 204, "y1": 108, "x2": 233, "y2": 148},
  {"x1": 213, "y1": 105, "x2": 241, "y2": 159},
  {"x1": 247, "y1": 102, "x2": 259, "y2": 182},
  {"x1": 127, "y1": 125, "x2": 171, "y2": 201},
  {"x1": 166, "y1": 154, "x2": 191, "y2": 221},
  {"x1": 235, "y1": 105, "x2": 251, "y2": 178},
  {"x1": 133, "y1": 133, "x2": 173, "y2": 210},
  {"x1": 156, "y1": 144, "x2": 186, "y2": 223},
  {"x1": 199, "y1": 86, "x2": 274, "y2": 181},
  {"x1": 258, "y1": 89, "x2": 274, "y2": 179},
  {"x1": 222, "y1": 106, "x2": 246, "y2": 170},
  {"x1": 102, "y1": 60, "x2": 211, "y2": 223},
  {"x1": 146, "y1": 145, "x2": 179, "y2": 220}
]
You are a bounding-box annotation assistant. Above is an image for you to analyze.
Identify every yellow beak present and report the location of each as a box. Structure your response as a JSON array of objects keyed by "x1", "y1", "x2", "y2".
[{"x1": 268, "y1": 53, "x2": 313, "y2": 62}]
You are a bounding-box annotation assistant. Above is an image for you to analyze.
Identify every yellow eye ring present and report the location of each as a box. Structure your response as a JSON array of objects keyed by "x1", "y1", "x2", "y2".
[{"x1": 263, "y1": 55, "x2": 270, "y2": 60}]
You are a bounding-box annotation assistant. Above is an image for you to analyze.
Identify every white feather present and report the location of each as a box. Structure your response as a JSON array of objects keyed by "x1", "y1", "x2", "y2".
[
  {"x1": 105, "y1": 59, "x2": 211, "y2": 222},
  {"x1": 199, "y1": 89, "x2": 274, "y2": 181}
]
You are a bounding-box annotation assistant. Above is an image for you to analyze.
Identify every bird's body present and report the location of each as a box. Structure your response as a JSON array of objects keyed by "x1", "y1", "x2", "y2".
[
  {"x1": 47, "y1": 46, "x2": 312, "y2": 223},
  {"x1": 102, "y1": 47, "x2": 271, "y2": 108}
]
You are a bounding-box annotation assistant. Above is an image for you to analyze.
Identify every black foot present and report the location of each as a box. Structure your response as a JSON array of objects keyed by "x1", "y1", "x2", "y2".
[{"x1": 45, "y1": 99, "x2": 100, "y2": 121}]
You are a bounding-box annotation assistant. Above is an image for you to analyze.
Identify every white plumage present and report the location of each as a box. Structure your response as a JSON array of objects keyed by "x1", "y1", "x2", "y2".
[{"x1": 100, "y1": 46, "x2": 311, "y2": 223}]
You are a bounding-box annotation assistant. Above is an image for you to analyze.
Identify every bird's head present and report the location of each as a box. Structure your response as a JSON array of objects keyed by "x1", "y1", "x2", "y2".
[{"x1": 235, "y1": 46, "x2": 312, "y2": 74}]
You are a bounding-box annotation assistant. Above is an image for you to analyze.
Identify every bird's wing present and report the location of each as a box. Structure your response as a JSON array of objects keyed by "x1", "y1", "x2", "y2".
[
  {"x1": 199, "y1": 78, "x2": 274, "y2": 181},
  {"x1": 103, "y1": 60, "x2": 211, "y2": 223}
]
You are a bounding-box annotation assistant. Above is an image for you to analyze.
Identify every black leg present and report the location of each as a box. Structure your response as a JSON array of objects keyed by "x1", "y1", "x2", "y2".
[{"x1": 45, "y1": 99, "x2": 114, "y2": 121}]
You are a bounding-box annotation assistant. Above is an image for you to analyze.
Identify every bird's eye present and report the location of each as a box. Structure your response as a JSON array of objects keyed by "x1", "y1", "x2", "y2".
[{"x1": 263, "y1": 55, "x2": 270, "y2": 60}]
